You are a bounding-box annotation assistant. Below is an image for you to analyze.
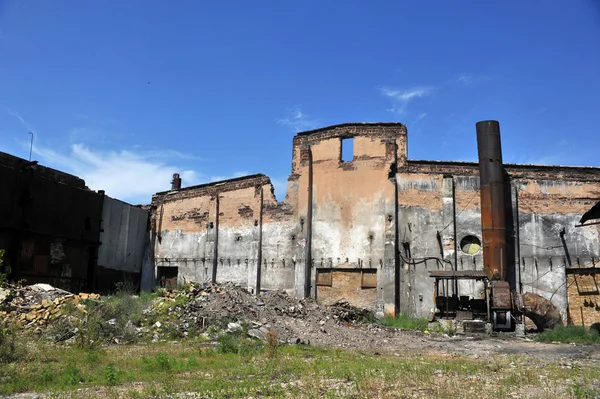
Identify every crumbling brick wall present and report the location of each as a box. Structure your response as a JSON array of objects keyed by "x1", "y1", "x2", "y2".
[
  {"x1": 150, "y1": 124, "x2": 600, "y2": 320},
  {"x1": 397, "y1": 160, "x2": 600, "y2": 320}
]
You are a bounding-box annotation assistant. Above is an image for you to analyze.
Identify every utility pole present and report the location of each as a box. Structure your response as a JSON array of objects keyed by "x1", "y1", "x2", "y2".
[{"x1": 28, "y1": 132, "x2": 33, "y2": 161}]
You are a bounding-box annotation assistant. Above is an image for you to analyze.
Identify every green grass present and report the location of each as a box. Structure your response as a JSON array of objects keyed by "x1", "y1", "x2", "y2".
[
  {"x1": 2, "y1": 332, "x2": 598, "y2": 398},
  {"x1": 378, "y1": 313, "x2": 429, "y2": 331},
  {"x1": 535, "y1": 324, "x2": 600, "y2": 344}
]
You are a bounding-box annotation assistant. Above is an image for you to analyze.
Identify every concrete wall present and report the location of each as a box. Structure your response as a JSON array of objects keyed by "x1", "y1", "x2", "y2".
[
  {"x1": 150, "y1": 123, "x2": 600, "y2": 322},
  {"x1": 98, "y1": 196, "x2": 149, "y2": 273},
  {"x1": 396, "y1": 161, "x2": 600, "y2": 321}
]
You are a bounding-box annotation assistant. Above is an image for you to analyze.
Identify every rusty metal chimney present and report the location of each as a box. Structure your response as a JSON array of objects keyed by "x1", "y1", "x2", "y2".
[
  {"x1": 171, "y1": 173, "x2": 182, "y2": 190},
  {"x1": 476, "y1": 120, "x2": 507, "y2": 281}
]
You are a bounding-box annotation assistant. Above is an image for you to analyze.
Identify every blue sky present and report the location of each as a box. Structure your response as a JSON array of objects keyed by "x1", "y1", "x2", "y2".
[{"x1": 1, "y1": 1, "x2": 599, "y2": 204}]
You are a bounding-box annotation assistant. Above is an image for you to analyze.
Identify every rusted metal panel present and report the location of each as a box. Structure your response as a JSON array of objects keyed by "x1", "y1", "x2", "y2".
[
  {"x1": 476, "y1": 120, "x2": 507, "y2": 281},
  {"x1": 361, "y1": 269, "x2": 377, "y2": 288},
  {"x1": 429, "y1": 270, "x2": 488, "y2": 279},
  {"x1": 490, "y1": 281, "x2": 511, "y2": 309},
  {"x1": 520, "y1": 291, "x2": 562, "y2": 330},
  {"x1": 316, "y1": 269, "x2": 332, "y2": 286}
]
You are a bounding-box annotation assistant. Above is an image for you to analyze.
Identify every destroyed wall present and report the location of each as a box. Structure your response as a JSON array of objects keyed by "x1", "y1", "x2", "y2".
[
  {"x1": 152, "y1": 174, "x2": 296, "y2": 293},
  {"x1": 0, "y1": 152, "x2": 103, "y2": 292},
  {"x1": 396, "y1": 161, "x2": 600, "y2": 321},
  {"x1": 512, "y1": 168, "x2": 600, "y2": 324},
  {"x1": 150, "y1": 123, "x2": 600, "y2": 320},
  {"x1": 291, "y1": 124, "x2": 406, "y2": 313},
  {"x1": 151, "y1": 123, "x2": 407, "y2": 313}
]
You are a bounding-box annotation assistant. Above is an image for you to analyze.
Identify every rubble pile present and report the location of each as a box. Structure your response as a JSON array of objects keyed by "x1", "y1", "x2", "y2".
[
  {"x1": 177, "y1": 282, "x2": 374, "y2": 343},
  {"x1": 0, "y1": 283, "x2": 100, "y2": 329},
  {"x1": 1, "y1": 281, "x2": 387, "y2": 348}
]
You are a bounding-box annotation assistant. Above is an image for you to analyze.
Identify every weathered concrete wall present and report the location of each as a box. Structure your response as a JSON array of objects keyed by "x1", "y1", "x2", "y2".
[
  {"x1": 398, "y1": 161, "x2": 600, "y2": 320},
  {"x1": 150, "y1": 124, "x2": 600, "y2": 321},
  {"x1": 290, "y1": 124, "x2": 406, "y2": 314},
  {"x1": 98, "y1": 196, "x2": 149, "y2": 273},
  {"x1": 152, "y1": 174, "x2": 297, "y2": 292}
]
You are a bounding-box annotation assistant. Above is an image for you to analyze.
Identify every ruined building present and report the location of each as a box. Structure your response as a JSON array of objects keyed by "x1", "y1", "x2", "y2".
[
  {"x1": 151, "y1": 122, "x2": 600, "y2": 327},
  {"x1": 0, "y1": 152, "x2": 153, "y2": 292}
]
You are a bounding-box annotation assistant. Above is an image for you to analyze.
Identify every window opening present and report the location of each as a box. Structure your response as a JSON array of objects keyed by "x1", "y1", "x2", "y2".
[
  {"x1": 341, "y1": 137, "x2": 354, "y2": 162},
  {"x1": 460, "y1": 235, "x2": 482, "y2": 255}
]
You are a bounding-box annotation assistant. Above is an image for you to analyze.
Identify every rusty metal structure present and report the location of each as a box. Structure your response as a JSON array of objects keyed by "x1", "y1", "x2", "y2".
[
  {"x1": 476, "y1": 120, "x2": 512, "y2": 330},
  {"x1": 429, "y1": 120, "x2": 563, "y2": 332},
  {"x1": 476, "y1": 120, "x2": 507, "y2": 282}
]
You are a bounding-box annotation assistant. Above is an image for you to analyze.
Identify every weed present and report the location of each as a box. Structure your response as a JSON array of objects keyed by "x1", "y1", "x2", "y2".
[
  {"x1": 265, "y1": 329, "x2": 279, "y2": 358},
  {"x1": 61, "y1": 363, "x2": 84, "y2": 386},
  {"x1": 217, "y1": 333, "x2": 240, "y2": 354},
  {"x1": 106, "y1": 362, "x2": 118, "y2": 385},
  {"x1": 569, "y1": 382, "x2": 600, "y2": 398},
  {"x1": 379, "y1": 313, "x2": 429, "y2": 331},
  {"x1": 0, "y1": 325, "x2": 26, "y2": 363},
  {"x1": 239, "y1": 338, "x2": 263, "y2": 357},
  {"x1": 155, "y1": 352, "x2": 172, "y2": 371},
  {"x1": 535, "y1": 325, "x2": 600, "y2": 344}
]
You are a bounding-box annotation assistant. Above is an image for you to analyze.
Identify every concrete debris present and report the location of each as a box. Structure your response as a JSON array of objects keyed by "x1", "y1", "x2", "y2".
[
  {"x1": 176, "y1": 282, "x2": 373, "y2": 344},
  {"x1": 0, "y1": 283, "x2": 100, "y2": 329}
]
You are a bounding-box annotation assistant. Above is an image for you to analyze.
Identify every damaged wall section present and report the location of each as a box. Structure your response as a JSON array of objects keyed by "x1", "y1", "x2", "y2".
[
  {"x1": 149, "y1": 123, "x2": 600, "y2": 321},
  {"x1": 0, "y1": 152, "x2": 103, "y2": 292}
]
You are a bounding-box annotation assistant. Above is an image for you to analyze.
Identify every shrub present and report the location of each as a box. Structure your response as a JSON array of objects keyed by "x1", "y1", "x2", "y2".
[
  {"x1": 379, "y1": 313, "x2": 429, "y2": 331},
  {"x1": 0, "y1": 325, "x2": 26, "y2": 364},
  {"x1": 535, "y1": 324, "x2": 600, "y2": 344},
  {"x1": 217, "y1": 333, "x2": 240, "y2": 354}
]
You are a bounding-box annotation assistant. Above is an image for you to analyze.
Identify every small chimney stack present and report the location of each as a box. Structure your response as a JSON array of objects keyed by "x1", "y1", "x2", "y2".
[{"x1": 171, "y1": 173, "x2": 182, "y2": 190}]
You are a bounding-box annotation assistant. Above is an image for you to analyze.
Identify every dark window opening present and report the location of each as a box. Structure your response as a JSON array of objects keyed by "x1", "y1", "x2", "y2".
[
  {"x1": 158, "y1": 266, "x2": 178, "y2": 289},
  {"x1": 84, "y1": 216, "x2": 92, "y2": 231},
  {"x1": 341, "y1": 137, "x2": 354, "y2": 162}
]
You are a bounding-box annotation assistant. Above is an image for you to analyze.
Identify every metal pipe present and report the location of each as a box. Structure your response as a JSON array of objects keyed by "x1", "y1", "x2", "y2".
[
  {"x1": 305, "y1": 145, "x2": 313, "y2": 297},
  {"x1": 171, "y1": 173, "x2": 182, "y2": 190},
  {"x1": 476, "y1": 120, "x2": 507, "y2": 281},
  {"x1": 256, "y1": 186, "x2": 263, "y2": 295},
  {"x1": 211, "y1": 195, "x2": 219, "y2": 283}
]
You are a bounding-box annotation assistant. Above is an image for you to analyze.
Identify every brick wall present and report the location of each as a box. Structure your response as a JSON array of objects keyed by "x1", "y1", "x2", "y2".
[
  {"x1": 317, "y1": 268, "x2": 378, "y2": 310},
  {"x1": 567, "y1": 274, "x2": 600, "y2": 326}
]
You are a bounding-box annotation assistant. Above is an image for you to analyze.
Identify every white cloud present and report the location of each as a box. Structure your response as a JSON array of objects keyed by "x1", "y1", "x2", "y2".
[
  {"x1": 379, "y1": 86, "x2": 434, "y2": 114},
  {"x1": 456, "y1": 74, "x2": 473, "y2": 84},
  {"x1": 276, "y1": 105, "x2": 318, "y2": 132},
  {"x1": 32, "y1": 144, "x2": 201, "y2": 204},
  {"x1": 7, "y1": 109, "x2": 34, "y2": 131}
]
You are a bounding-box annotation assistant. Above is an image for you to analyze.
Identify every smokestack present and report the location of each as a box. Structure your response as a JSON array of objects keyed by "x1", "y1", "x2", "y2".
[
  {"x1": 171, "y1": 173, "x2": 182, "y2": 190},
  {"x1": 476, "y1": 120, "x2": 507, "y2": 281}
]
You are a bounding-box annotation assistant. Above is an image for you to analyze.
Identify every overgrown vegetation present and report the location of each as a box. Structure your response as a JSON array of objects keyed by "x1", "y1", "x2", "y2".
[
  {"x1": 0, "y1": 338, "x2": 598, "y2": 398},
  {"x1": 535, "y1": 324, "x2": 600, "y2": 344},
  {"x1": 379, "y1": 313, "x2": 429, "y2": 331}
]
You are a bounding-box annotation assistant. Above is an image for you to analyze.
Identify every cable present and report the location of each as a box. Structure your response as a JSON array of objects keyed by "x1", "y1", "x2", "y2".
[
  {"x1": 439, "y1": 191, "x2": 479, "y2": 233},
  {"x1": 398, "y1": 250, "x2": 453, "y2": 269}
]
